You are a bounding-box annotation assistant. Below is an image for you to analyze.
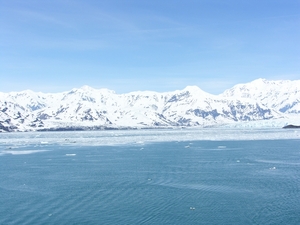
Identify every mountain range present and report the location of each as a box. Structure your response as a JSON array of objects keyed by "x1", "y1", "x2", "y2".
[{"x1": 0, "y1": 78, "x2": 299, "y2": 132}]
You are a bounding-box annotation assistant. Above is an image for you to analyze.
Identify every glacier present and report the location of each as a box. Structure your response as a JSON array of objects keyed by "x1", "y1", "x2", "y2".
[{"x1": 0, "y1": 78, "x2": 299, "y2": 132}]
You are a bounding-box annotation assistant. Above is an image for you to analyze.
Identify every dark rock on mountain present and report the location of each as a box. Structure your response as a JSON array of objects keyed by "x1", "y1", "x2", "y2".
[{"x1": 282, "y1": 124, "x2": 300, "y2": 129}]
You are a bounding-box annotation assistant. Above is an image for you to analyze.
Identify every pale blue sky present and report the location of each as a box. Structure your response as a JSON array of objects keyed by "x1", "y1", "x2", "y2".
[{"x1": 1, "y1": 0, "x2": 299, "y2": 94}]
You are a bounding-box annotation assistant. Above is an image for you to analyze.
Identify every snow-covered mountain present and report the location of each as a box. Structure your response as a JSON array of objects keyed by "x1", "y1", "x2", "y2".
[
  {"x1": 0, "y1": 78, "x2": 298, "y2": 132},
  {"x1": 221, "y1": 78, "x2": 300, "y2": 114}
]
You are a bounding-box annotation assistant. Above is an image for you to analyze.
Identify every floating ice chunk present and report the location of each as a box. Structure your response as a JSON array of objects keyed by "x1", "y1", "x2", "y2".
[
  {"x1": 190, "y1": 207, "x2": 196, "y2": 210},
  {"x1": 218, "y1": 146, "x2": 226, "y2": 149},
  {"x1": 0, "y1": 150, "x2": 49, "y2": 155},
  {"x1": 65, "y1": 154, "x2": 76, "y2": 156},
  {"x1": 269, "y1": 167, "x2": 276, "y2": 170}
]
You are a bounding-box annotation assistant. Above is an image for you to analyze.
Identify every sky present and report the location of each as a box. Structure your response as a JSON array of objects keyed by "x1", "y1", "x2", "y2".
[{"x1": 1, "y1": 0, "x2": 299, "y2": 94}]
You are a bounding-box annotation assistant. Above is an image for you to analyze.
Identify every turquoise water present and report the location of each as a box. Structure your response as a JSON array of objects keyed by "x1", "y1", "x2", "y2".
[{"x1": 0, "y1": 130, "x2": 300, "y2": 224}]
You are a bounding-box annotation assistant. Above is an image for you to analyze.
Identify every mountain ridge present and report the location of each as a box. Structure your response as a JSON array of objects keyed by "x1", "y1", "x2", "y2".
[{"x1": 1, "y1": 78, "x2": 299, "y2": 132}]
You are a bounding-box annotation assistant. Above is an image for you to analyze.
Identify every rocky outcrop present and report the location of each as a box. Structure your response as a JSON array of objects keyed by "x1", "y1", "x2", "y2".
[{"x1": 283, "y1": 124, "x2": 300, "y2": 129}]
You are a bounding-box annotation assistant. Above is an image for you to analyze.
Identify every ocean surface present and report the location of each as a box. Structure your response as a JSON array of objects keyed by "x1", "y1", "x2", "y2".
[{"x1": 0, "y1": 128, "x2": 300, "y2": 224}]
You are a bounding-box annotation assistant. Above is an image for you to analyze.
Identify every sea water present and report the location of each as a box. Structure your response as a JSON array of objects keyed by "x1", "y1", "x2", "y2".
[{"x1": 0, "y1": 128, "x2": 299, "y2": 224}]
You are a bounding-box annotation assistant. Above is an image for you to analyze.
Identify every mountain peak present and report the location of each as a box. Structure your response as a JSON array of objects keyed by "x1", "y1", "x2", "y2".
[
  {"x1": 80, "y1": 85, "x2": 94, "y2": 90},
  {"x1": 72, "y1": 85, "x2": 115, "y2": 95},
  {"x1": 183, "y1": 85, "x2": 201, "y2": 91},
  {"x1": 182, "y1": 85, "x2": 210, "y2": 96},
  {"x1": 221, "y1": 78, "x2": 300, "y2": 114}
]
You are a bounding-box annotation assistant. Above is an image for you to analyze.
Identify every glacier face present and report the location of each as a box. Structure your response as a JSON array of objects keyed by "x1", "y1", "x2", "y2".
[{"x1": 0, "y1": 79, "x2": 299, "y2": 132}]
